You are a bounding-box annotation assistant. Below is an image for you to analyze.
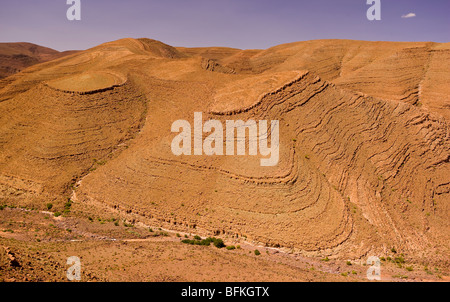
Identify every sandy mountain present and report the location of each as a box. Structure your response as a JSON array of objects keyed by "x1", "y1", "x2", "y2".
[
  {"x1": 0, "y1": 42, "x2": 78, "y2": 80},
  {"x1": 0, "y1": 38, "x2": 448, "y2": 281}
]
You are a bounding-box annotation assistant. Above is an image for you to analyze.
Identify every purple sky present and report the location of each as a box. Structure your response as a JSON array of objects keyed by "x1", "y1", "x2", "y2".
[{"x1": 1, "y1": 0, "x2": 449, "y2": 51}]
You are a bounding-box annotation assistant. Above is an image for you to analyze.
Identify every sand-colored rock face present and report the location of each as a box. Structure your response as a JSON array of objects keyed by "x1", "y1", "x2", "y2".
[
  {"x1": 46, "y1": 71, "x2": 127, "y2": 93},
  {"x1": 0, "y1": 38, "x2": 448, "y2": 265}
]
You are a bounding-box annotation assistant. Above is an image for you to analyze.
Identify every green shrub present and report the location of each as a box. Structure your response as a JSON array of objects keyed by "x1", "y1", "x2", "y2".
[
  {"x1": 63, "y1": 199, "x2": 73, "y2": 214},
  {"x1": 46, "y1": 203, "x2": 53, "y2": 210},
  {"x1": 213, "y1": 238, "x2": 225, "y2": 248},
  {"x1": 54, "y1": 212, "x2": 61, "y2": 217},
  {"x1": 393, "y1": 274, "x2": 408, "y2": 279},
  {"x1": 394, "y1": 256, "x2": 405, "y2": 264},
  {"x1": 405, "y1": 266, "x2": 413, "y2": 271},
  {"x1": 194, "y1": 235, "x2": 202, "y2": 240},
  {"x1": 181, "y1": 237, "x2": 226, "y2": 248},
  {"x1": 226, "y1": 245, "x2": 236, "y2": 250},
  {"x1": 346, "y1": 261, "x2": 352, "y2": 266},
  {"x1": 254, "y1": 249, "x2": 261, "y2": 256}
]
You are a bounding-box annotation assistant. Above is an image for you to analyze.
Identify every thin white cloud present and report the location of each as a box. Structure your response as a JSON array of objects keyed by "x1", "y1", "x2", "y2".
[{"x1": 401, "y1": 13, "x2": 416, "y2": 19}]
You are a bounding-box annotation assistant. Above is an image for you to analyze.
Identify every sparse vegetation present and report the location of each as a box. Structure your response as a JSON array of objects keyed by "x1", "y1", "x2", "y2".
[
  {"x1": 63, "y1": 199, "x2": 73, "y2": 214},
  {"x1": 394, "y1": 256, "x2": 405, "y2": 264},
  {"x1": 213, "y1": 238, "x2": 225, "y2": 248},
  {"x1": 46, "y1": 203, "x2": 53, "y2": 210},
  {"x1": 392, "y1": 274, "x2": 408, "y2": 279},
  {"x1": 254, "y1": 249, "x2": 261, "y2": 256},
  {"x1": 95, "y1": 159, "x2": 107, "y2": 166},
  {"x1": 181, "y1": 237, "x2": 226, "y2": 248}
]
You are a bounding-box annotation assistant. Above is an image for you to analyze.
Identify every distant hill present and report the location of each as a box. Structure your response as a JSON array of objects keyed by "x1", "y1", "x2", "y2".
[{"x1": 0, "y1": 42, "x2": 78, "y2": 79}]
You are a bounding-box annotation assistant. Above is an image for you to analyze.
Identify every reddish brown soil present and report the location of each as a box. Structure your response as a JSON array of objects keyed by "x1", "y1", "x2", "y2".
[{"x1": 0, "y1": 42, "x2": 78, "y2": 80}]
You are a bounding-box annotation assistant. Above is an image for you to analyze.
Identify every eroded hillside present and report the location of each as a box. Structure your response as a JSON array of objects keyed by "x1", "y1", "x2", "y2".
[{"x1": 0, "y1": 38, "x2": 448, "y2": 280}]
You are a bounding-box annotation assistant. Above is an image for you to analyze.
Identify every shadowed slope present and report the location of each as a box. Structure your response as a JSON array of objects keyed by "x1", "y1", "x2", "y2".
[{"x1": 0, "y1": 42, "x2": 78, "y2": 80}]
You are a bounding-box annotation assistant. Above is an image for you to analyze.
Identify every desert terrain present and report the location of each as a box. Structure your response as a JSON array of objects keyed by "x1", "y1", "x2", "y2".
[
  {"x1": 0, "y1": 42, "x2": 78, "y2": 80},
  {"x1": 0, "y1": 38, "x2": 449, "y2": 282}
]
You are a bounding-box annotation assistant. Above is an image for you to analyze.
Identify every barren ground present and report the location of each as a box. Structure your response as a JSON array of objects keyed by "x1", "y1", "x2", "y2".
[{"x1": 0, "y1": 38, "x2": 449, "y2": 282}]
